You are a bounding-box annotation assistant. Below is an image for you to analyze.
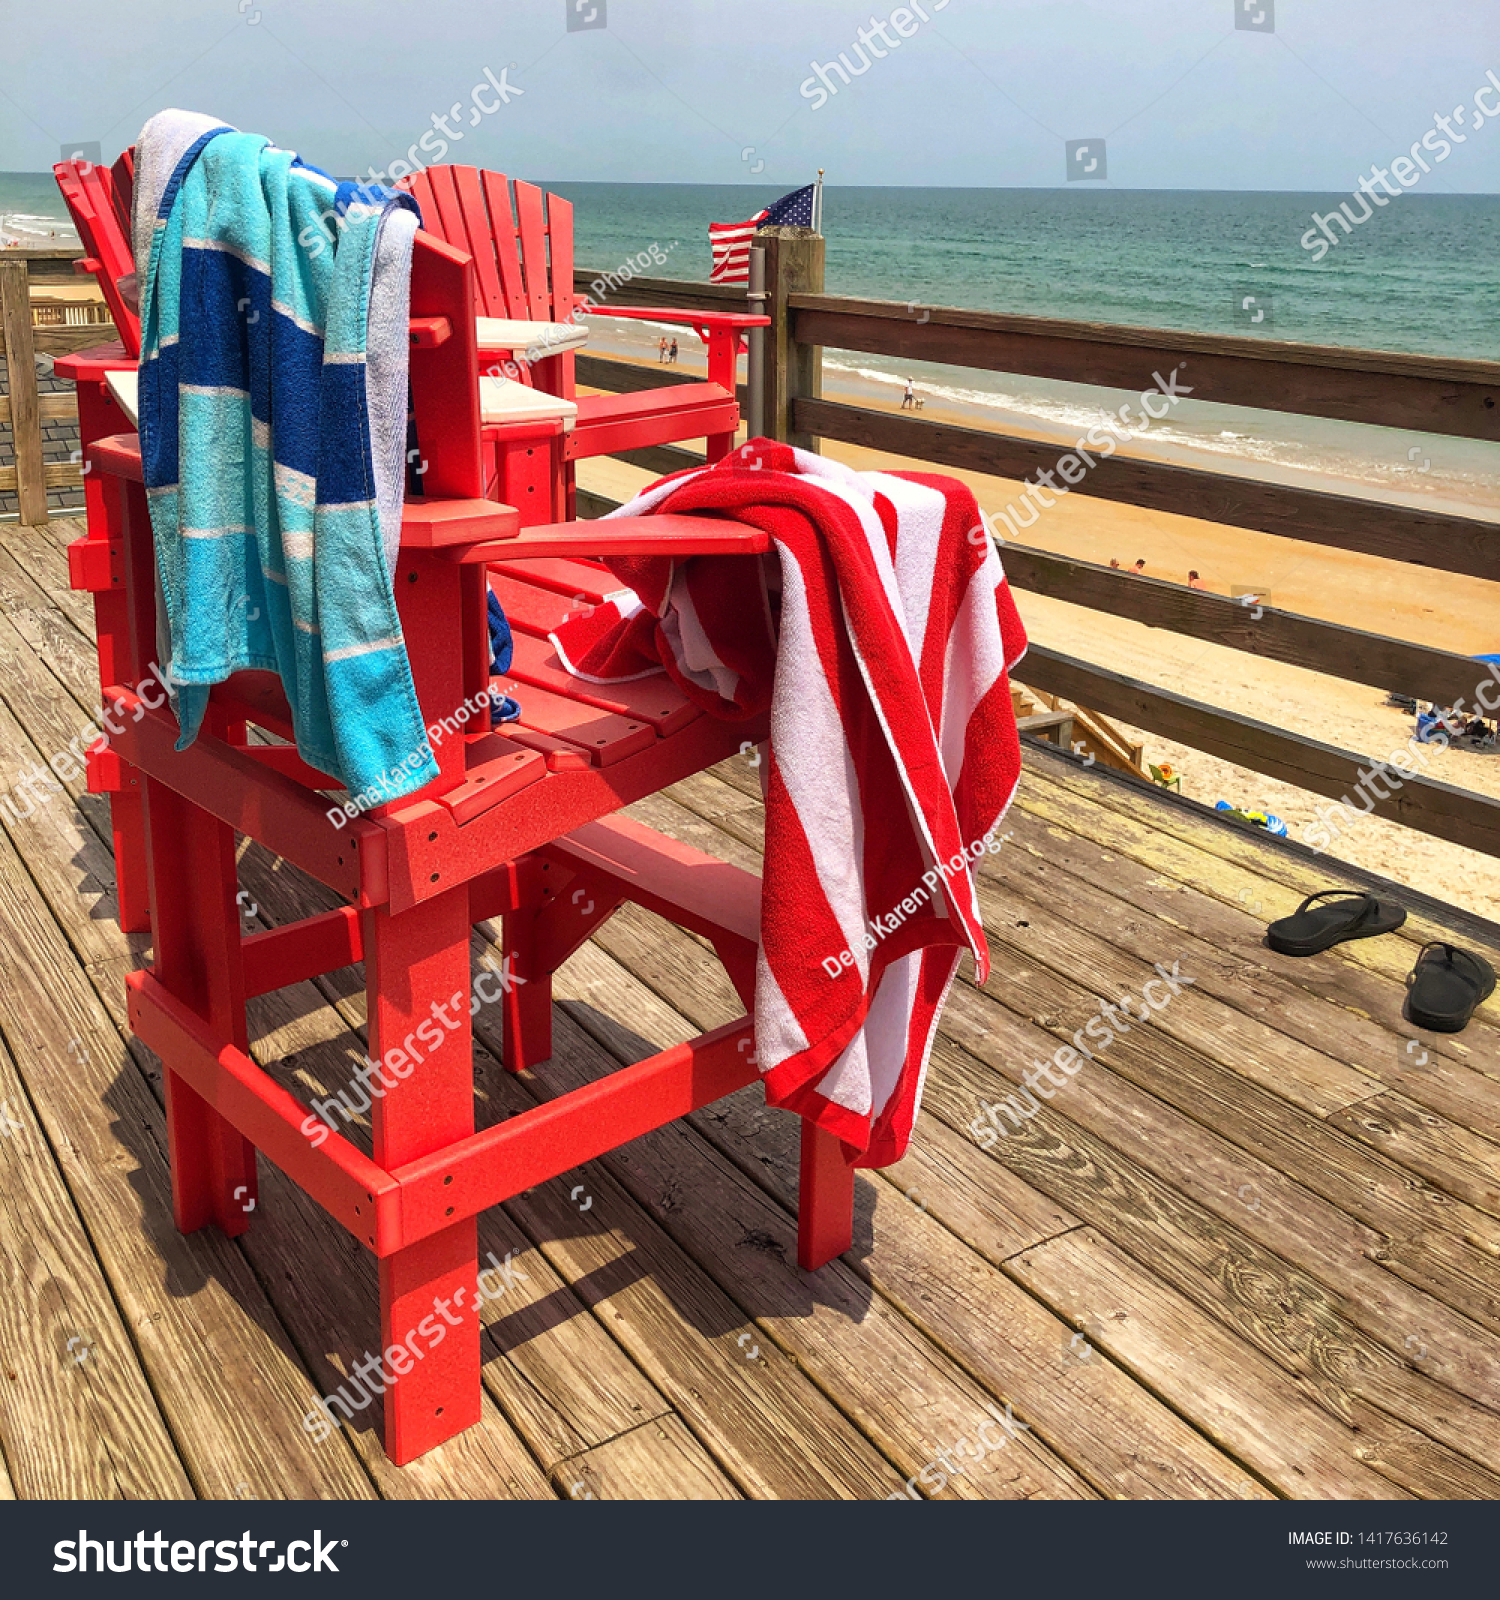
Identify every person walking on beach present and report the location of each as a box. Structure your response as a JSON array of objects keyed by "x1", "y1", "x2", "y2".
[
  {"x1": 668, "y1": 338, "x2": 679, "y2": 364},
  {"x1": 1131, "y1": 559, "x2": 1146, "y2": 575},
  {"x1": 657, "y1": 337, "x2": 668, "y2": 363},
  {"x1": 1187, "y1": 570, "x2": 1206, "y2": 589},
  {"x1": 902, "y1": 378, "x2": 915, "y2": 410},
  {"x1": 1109, "y1": 558, "x2": 1121, "y2": 569}
]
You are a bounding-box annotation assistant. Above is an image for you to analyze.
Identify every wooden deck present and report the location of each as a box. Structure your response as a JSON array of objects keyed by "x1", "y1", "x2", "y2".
[{"x1": 2, "y1": 515, "x2": 1500, "y2": 1501}]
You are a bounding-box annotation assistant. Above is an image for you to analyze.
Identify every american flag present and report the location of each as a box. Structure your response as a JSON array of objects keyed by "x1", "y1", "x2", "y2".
[{"x1": 708, "y1": 183, "x2": 818, "y2": 283}]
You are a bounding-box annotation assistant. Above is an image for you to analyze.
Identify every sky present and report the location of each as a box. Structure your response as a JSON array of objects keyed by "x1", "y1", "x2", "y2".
[{"x1": 4, "y1": 0, "x2": 1500, "y2": 192}]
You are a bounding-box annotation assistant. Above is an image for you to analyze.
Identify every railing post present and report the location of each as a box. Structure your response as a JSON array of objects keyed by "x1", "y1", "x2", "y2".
[
  {"x1": 746, "y1": 246, "x2": 767, "y2": 441},
  {"x1": 0, "y1": 257, "x2": 48, "y2": 526},
  {"x1": 759, "y1": 225, "x2": 824, "y2": 452}
]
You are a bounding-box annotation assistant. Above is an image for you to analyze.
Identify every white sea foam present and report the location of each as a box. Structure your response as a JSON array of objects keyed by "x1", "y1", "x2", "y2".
[{"x1": 820, "y1": 355, "x2": 1497, "y2": 501}]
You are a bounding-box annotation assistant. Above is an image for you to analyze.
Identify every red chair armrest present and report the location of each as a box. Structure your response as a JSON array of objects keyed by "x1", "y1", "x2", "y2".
[
  {"x1": 437, "y1": 513, "x2": 771, "y2": 565},
  {"x1": 583, "y1": 307, "x2": 769, "y2": 330},
  {"x1": 53, "y1": 344, "x2": 135, "y2": 382},
  {"x1": 583, "y1": 308, "x2": 768, "y2": 395},
  {"x1": 400, "y1": 498, "x2": 521, "y2": 549}
]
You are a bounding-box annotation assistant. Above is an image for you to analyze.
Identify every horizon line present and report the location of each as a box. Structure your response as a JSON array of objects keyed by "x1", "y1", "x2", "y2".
[{"x1": 4, "y1": 170, "x2": 1499, "y2": 198}]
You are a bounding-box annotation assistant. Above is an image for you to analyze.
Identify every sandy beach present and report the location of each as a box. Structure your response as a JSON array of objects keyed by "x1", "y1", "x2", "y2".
[{"x1": 575, "y1": 331, "x2": 1500, "y2": 925}]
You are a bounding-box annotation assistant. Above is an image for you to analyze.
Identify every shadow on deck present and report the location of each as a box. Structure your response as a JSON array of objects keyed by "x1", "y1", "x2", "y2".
[{"x1": 1, "y1": 518, "x2": 1498, "y2": 1501}]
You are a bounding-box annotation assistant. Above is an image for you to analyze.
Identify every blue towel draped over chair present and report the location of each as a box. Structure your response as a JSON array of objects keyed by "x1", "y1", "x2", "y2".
[{"x1": 137, "y1": 115, "x2": 440, "y2": 802}]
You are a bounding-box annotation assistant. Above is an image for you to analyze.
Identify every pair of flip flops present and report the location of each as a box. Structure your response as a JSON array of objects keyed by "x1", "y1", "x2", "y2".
[{"x1": 1267, "y1": 889, "x2": 1496, "y2": 1034}]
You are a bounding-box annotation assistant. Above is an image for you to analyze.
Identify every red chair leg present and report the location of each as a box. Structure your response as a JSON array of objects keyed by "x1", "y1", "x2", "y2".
[
  {"x1": 110, "y1": 787, "x2": 151, "y2": 933},
  {"x1": 142, "y1": 777, "x2": 257, "y2": 1235},
  {"x1": 79, "y1": 390, "x2": 152, "y2": 935},
  {"x1": 379, "y1": 1220, "x2": 481, "y2": 1466},
  {"x1": 363, "y1": 888, "x2": 481, "y2": 1462},
  {"x1": 500, "y1": 908, "x2": 552, "y2": 1073},
  {"x1": 797, "y1": 1119, "x2": 855, "y2": 1270}
]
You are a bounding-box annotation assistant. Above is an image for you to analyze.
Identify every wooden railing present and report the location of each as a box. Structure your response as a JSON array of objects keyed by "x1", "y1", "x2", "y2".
[
  {"x1": 0, "y1": 247, "x2": 111, "y2": 523},
  {"x1": 570, "y1": 254, "x2": 1500, "y2": 860}
]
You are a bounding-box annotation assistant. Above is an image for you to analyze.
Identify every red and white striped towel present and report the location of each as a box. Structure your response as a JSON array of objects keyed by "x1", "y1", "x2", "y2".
[{"x1": 551, "y1": 440, "x2": 1028, "y2": 1166}]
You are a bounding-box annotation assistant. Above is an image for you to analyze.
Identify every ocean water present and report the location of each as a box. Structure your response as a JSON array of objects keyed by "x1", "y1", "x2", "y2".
[
  {"x1": 551, "y1": 183, "x2": 1500, "y2": 514},
  {"x1": 551, "y1": 183, "x2": 1500, "y2": 362},
  {"x1": 6, "y1": 172, "x2": 1495, "y2": 507},
  {"x1": 0, "y1": 171, "x2": 81, "y2": 249}
]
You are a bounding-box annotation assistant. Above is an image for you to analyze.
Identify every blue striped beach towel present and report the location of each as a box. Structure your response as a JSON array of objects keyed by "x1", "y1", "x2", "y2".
[{"x1": 136, "y1": 111, "x2": 439, "y2": 803}]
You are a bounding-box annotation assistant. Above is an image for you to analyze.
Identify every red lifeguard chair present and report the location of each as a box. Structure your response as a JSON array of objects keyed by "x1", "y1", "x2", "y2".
[{"x1": 59, "y1": 183, "x2": 856, "y2": 1466}]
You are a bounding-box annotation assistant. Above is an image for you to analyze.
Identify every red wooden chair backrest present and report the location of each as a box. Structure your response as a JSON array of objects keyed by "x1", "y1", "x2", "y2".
[
  {"x1": 400, "y1": 166, "x2": 577, "y2": 397},
  {"x1": 53, "y1": 154, "x2": 142, "y2": 358},
  {"x1": 110, "y1": 149, "x2": 135, "y2": 241}
]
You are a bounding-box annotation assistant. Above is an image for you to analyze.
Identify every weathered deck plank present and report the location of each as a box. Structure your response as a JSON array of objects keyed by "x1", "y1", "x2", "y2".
[
  {"x1": 662, "y1": 754, "x2": 1500, "y2": 1493},
  {"x1": 3, "y1": 555, "x2": 1498, "y2": 1498},
  {"x1": 554, "y1": 1415, "x2": 743, "y2": 1500},
  {"x1": 987, "y1": 810, "x2": 1500, "y2": 1139},
  {"x1": 1014, "y1": 754, "x2": 1500, "y2": 1011},
  {"x1": 515, "y1": 1009, "x2": 1093, "y2": 1500},
  {"x1": 997, "y1": 800, "x2": 1500, "y2": 1088},
  {"x1": 0, "y1": 824, "x2": 375, "y2": 1498},
  {"x1": 548, "y1": 915, "x2": 1260, "y2": 1497},
  {"x1": 1009, "y1": 1228, "x2": 1414, "y2": 1499},
  {"x1": 0, "y1": 519, "x2": 94, "y2": 635},
  {"x1": 0, "y1": 1034, "x2": 191, "y2": 1499},
  {"x1": 925, "y1": 1017, "x2": 1500, "y2": 1482}
]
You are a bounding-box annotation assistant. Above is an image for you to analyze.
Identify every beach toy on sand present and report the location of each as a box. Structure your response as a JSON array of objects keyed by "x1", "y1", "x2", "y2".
[{"x1": 1215, "y1": 800, "x2": 1288, "y2": 837}]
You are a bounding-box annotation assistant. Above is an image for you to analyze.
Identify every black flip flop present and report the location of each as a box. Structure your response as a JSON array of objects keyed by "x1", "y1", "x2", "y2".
[
  {"x1": 1266, "y1": 889, "x2": 1406, "y2": 956},
  {"x1": 1405, "y1": 942, "x2": 1497, "y2": 1033}
]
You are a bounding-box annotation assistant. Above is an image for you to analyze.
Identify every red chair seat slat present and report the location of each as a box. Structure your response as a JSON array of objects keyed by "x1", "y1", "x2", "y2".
[
  {"x1": 500, "y1": 725, "x2": 591, "y2": 771},
  {"x1": 487, "y1": 555, "x2": 618, "y2": 603},
  {"x1": 507, "y1": 632, "x2": 700, "y2": 737},
  {"x1": 503, "y1": 680, "x2": 655, "y2": 765},
  {"x1": 485, "y1": 574, "x2": 575, "y2": 636},
  {"x1": 431, "y1": 734, "x2": 546, "y2": 825}
]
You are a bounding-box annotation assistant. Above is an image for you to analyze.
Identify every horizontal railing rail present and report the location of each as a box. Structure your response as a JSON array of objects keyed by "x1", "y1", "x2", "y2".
[
  {"x1": 1000, "y1": 547, "x2": 1495, "y2": 708},
  {"x1": 572, "y1": 269, "x2": 746, "y2": 316},
  {"x1": 787, "y1": 293, "x2": 1500, "y2": 443},
  {"x1": 797, "y1": 396, "x2": 1500, "y2": 582},
  {"x1": 1022, "y1": 645, "x2": 1500, "y2": 857}
]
